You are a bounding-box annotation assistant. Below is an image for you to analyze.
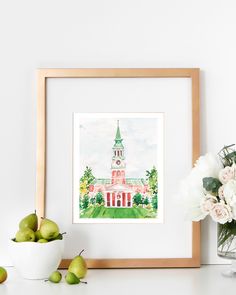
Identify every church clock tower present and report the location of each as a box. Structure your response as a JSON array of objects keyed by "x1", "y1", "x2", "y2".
[{"x1": 111, "y1": 120, "x2": 126, "y2": 184}]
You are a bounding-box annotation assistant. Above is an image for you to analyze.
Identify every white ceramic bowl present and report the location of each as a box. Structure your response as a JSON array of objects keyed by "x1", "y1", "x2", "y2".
[{"x1": 9, "y1": 239, "x2": 64, "y2": 279}]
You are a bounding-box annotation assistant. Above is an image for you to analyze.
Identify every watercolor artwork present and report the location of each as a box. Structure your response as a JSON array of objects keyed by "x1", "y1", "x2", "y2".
[{"x1": 73, "y1": 113, "x2": 164, "y2": 223}]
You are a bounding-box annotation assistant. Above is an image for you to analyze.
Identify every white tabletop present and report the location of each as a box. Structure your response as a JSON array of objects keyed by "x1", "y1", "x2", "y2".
[{"x1": 0, "y1": 265, "x2": 233, "y2": 295}]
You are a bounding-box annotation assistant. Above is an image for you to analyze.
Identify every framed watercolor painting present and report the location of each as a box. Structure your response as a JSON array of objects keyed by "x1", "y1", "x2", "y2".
[
  {"x1": 36, "y1": 68, "x2": 200, "y2": 268},
  {"x1": 73, "y1": 113, "x2": 164, "y2": 224}
]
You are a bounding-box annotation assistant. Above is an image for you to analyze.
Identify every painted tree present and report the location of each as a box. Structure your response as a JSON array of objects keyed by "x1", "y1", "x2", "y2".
[
  {"x1": 151, "y1": 195, "x2": 157, "y2": 210},
  {"x1": 143, "y1": 196, "x2": 149, "y2": 205},
  {"x1": 133, "y1": 192, "x2": 143, "y2": 205},
  {"x1": 95, "y1": 192, "x2": 104, "y2": 205},
  {"x1": 146, "y1": 166, "x2": 158, "y2": 194},
  {"x1": 146, "y1": 166, "x2": 158, "y2": 209},
  {"x1": 90, "y1": 197, "x2": 96, "y2": 205},
  {"x1": 80, "y1": 166, "x2": 95, "y2": 196},
  {"x1": 80, "y1": 194, "x2": 89, "y2": 210}
]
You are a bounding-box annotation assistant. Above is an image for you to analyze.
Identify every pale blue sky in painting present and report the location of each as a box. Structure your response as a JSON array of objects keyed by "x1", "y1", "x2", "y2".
[{"x1": 76, "y1": 116, "x2": 161, "y2": 179}]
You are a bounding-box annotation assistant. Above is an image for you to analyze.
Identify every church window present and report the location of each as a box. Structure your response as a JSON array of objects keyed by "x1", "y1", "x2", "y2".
[
  {"x1": 127, "y1": 193, "x2": 131, "y2": 201},
  {"x1": 122, "y1": 193, "x2": 126, "y2": 206},
  {"x1": 107, "y1": 193, "x2": 110, "y2": 207},
  {"x1": 112, "y1": 193, "x2": 115, "y2": 206}
]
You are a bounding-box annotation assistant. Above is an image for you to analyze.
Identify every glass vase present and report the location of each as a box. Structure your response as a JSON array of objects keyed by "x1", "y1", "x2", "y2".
[{"x1": 217, "y1": 221, "x2": 236, "y2": 277}]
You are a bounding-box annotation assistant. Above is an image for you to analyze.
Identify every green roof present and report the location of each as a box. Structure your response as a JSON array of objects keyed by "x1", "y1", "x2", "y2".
[
  {"x1": 126, "y1": 178, "x2": 147, "y2": 186},
  {"x1": 113, "y1": 142, "x2": 124, "y2": 148},
  {"x1": 91, "y1": 178, "x2": 147, "y2": 186},
  {"x1": 91, "y1": 178, "x2": 111, "y2": 185}
]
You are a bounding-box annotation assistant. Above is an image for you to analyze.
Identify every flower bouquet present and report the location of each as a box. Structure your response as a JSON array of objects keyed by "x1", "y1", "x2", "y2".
[{"x1": 180, "y1": 144, "x2": 236, "y2": 276}]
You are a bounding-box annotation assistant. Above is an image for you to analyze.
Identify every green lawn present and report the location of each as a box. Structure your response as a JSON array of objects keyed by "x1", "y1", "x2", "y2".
[{"x1": 80, "y1": 206, "x2": 157, "y2": 219}]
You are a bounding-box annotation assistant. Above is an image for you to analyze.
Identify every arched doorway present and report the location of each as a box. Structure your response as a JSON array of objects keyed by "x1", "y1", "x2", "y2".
[{"x1": 117, "y1": 194, "x2": 121, "y2": 207}]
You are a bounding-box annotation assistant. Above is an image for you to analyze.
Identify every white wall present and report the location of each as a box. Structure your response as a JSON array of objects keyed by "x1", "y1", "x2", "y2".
[{"x1": 0, "y1": 0, "x2": 235, "y2": 265}]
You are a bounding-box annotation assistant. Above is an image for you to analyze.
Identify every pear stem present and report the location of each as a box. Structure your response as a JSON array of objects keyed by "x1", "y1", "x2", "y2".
[
  {"x1": 61, "y1": 232, "x2": 67, "y2": 235},
  {"x1": 78, "y1": 249, "x2": 85, "y2": 256},
  {"x1": 81, "y1": 281, "x2": 87, "y2": 284},
  {"x1": 44, "y1": 279, "x2": 49, "y2": 282}
]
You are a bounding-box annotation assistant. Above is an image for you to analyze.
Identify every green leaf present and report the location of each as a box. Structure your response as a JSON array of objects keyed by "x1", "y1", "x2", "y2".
[{"x1": 202, "y1": 177, "x2": 222, "y2": 194}]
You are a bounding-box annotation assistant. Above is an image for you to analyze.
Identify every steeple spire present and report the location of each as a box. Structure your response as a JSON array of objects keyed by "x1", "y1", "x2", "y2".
[
  {"x1": 115, "y1": 120, "x2": 121, "y2": 141},
  {"x1": 113, "y1": 120, "x2": 123, "y2": 148}
]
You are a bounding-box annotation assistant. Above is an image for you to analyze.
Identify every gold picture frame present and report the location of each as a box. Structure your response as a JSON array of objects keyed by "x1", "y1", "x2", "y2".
[{"x1": 36, "y1": 68, "x2": 200, "y2": 268}]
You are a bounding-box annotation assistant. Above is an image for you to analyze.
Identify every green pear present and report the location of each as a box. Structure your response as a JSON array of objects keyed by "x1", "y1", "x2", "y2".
[
  {"x1": 15, "y1": 228, "x2": 35, "y2": 242},
  {"x1": 51, "y1": 232, "x2": 66, "y2": 241},
  {"x1": 19, "y1": 212, "x2": 38, "y2": 231},
  {"x1": 35, "y1": 230, "x2": 43, "y2": 241},
  {"x1": 39, "y1": 218, "x2": 59, "y2": 240},
  {"x1": 65, "y1": 272, "x2": 87, "y2": 285},
  {"x1": 68, "y1": 249, "x2": 87, "y2": 279},
  {"x1": 37, "y1": 239, "x2": 48, "y2": 243},
  {"x1": 45, "y1": 271, "x2": 62, "y2": 283},
  {"x1": 0, "y1": 267, "x2": 7, "y2": 284}
]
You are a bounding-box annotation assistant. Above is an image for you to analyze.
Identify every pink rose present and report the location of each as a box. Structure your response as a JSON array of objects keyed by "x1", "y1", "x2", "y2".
[
  {"x1": 210, "y1": 202, "x2": 232, "y2": 224},
  {"x1": 219, "y1": 166, "x2": 236, "y2": 184},
  {"x1": 200, "y1": 195, "x2": 217, "y2": 214}
]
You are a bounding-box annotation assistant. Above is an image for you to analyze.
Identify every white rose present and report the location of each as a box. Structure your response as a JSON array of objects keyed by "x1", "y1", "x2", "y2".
[
  {"x1": 194, "y1": 153, "x2": 223, "y2": 179},
  {"x1": 222, "y1": 179, "x2": 236, "y2": 219},
  {"x1": 223, "y1": 179, "x2": 236, "y2": 205},
  {"x1": 210, "y1": 201, "x2": 232, "y2": 224},
  {"x1": 219, "y1": 164, "x2": 236, "y2": 184},
  {"x1": 177, "y1": 172, "x2": 207, "y2": 221},
  {"x1": 176, "y1": 153, "x2": 223, "y2": 221},
  {"x1": 200, "y1": 194, "x2": 217, "y2": 214}
]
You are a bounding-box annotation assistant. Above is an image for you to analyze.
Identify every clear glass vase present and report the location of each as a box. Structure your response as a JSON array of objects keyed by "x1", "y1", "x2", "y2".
[{"x1": 217, "y1": 221, "x2": 236, "y2": 277}]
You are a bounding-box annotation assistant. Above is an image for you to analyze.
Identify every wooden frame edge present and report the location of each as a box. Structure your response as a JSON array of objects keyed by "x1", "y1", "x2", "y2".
[
  {"x1": 59, "y1": 257, "x2": 200, "y2": 269},
  {"x1": 36, "y1": 68, "x2": 200, "y2": 268}
]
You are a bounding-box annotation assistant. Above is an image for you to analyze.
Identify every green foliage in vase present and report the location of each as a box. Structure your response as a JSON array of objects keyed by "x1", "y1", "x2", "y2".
[
  {"x1": 218, "y1": 220, "x2": 236, "y2": 249},
  {"x1": 203, "y1": 177, "x2": 222, "y2": 194},
  {"x1": 218, "y1": 144, "x2": 236, "y2": 167}
]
